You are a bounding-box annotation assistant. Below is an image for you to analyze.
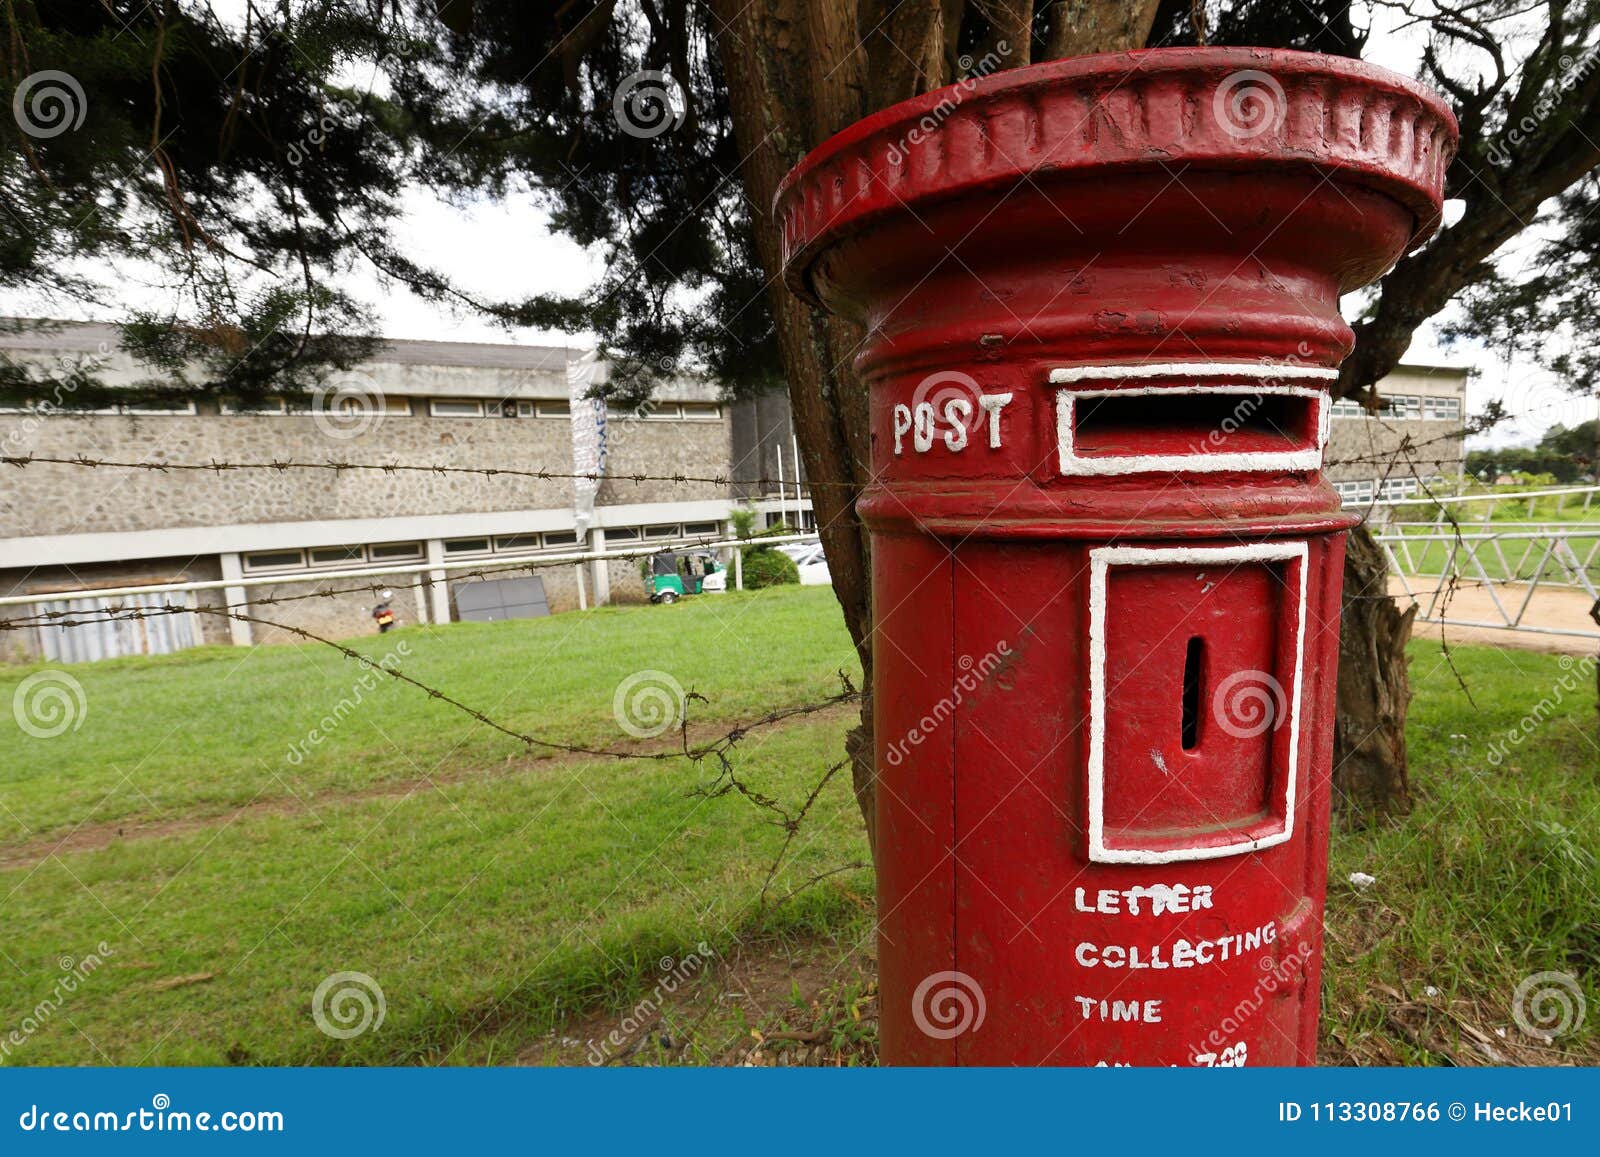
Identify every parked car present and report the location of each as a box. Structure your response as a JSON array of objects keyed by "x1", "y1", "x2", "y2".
[{"x1": 779, "y1": 543, "x2": 831, "y2": 587}]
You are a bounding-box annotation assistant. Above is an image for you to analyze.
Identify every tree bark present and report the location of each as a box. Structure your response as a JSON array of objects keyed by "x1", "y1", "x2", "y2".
[
  {"x1": 1046, "y1": 0, "x2": 1162, "y2": 57},
  {"x1": 709, "y1": 0, "x2": 954, "y2": 860},
  {"x1": 1333, "y1": 524, "x2": 1416, "y2": 815}
]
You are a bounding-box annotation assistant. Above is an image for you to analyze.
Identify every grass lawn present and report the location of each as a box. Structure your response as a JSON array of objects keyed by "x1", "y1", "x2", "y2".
[{"x1": 1, "y1": 583, "x2": 1596, "y2": 1066}]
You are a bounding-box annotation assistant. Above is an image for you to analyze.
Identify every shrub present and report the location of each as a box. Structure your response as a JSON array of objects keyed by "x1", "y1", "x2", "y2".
[{"x1": 741, "y1": 546, "x2": 799, "y2": 589}]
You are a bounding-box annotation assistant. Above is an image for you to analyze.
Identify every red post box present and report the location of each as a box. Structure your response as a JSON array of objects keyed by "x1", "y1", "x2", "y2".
[{"x1": 777, "y1": 49, "x2": 1455, "y2": 1066}]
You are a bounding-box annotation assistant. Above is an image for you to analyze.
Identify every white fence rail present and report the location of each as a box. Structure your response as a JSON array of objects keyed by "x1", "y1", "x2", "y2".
[{"x1": 1376, "y1": 527, "x2": 1600, "y2": 640}]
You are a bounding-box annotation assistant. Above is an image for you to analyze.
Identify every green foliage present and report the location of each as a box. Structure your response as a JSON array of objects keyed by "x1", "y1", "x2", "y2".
[
  {"x1": 1466, "y1": 420, "x2": 1600, "y2": 483},
  {"x1": 0, "y1": 2, "x2": 425, "y2": 398},
  {"x1": 740, "y1": 546, "x2": 799, "y2": 589},
  {"x1": 729, "y1": 504, "x2": 759, "y2": 541}
]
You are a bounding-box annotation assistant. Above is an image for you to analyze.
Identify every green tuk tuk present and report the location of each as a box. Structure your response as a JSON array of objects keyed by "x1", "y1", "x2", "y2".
[{"x1": 647, "y1": 550, "x2": 727, "y2": 604}]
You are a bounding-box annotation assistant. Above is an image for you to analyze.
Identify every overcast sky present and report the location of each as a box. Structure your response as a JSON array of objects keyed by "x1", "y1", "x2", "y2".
[{"x1": 0, "y1": 2, "x2": 1587, "y2": 448}]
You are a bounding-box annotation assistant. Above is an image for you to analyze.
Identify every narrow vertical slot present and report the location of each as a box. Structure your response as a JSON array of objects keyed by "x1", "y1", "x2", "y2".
[{"x1": 1181, "y1": 636, "x2": 1203, "y2": 750}]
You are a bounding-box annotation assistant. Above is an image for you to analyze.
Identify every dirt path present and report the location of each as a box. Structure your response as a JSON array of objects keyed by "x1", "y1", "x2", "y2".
[
  {"x1": 1390, "y1": 576, "x2": 1599, "y2": 655},
  {"x1": 0, "y1": 700, "x2": 857, "y2": 872}
]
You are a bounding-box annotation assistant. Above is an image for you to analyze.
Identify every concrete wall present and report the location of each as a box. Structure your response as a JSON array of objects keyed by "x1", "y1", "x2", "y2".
[
  {"x1": 0, "y1": 408, "x2": 578, "y2": 537},
  {"x1": 1324, "y1": 365, "x2": 1468, "y2": 486},
  {"x1": 1325, "y1": 417, "x2": 1464, "y2": 484},
  {"x1": 597, "y1": 414, "x2": 733, "y2": 508}
]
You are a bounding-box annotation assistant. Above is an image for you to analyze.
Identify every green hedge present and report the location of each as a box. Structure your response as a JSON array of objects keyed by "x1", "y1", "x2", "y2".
[{"x1": 741, "y1": 546, "x2": 799, "y2": 589}]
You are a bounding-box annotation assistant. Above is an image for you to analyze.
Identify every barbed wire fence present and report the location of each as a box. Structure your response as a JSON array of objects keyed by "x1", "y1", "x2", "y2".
[{"x1": 2, "y1": 397, "x2": 1590, "y2": 1062}]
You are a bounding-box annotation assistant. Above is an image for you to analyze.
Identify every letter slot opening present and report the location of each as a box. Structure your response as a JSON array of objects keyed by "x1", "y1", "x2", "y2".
[
  {"x1": 1072, "y1": 391, "x2": 1319, "y2": 459},
  {"x1": 1181, "y1": 636, "x2": 1203, "y2": 751},
  {"x1": 1088, "y1": 542, "x2": 1307, "y2": 863}
]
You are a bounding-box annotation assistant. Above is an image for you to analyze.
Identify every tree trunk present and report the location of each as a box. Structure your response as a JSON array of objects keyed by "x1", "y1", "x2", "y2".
[{"x1": 1333, "y1": 524, "x2": 1416, "y2": 816}]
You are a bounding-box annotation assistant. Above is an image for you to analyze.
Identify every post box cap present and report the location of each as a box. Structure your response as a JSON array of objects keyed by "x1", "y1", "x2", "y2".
[{"x1": 776, "y1": 48, "x2": 1457, "y2": 306}]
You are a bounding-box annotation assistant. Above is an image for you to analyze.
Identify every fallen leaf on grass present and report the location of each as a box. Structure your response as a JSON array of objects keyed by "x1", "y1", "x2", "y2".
[{"x1": 145, "y1": 972, "x2": 215, "y2": 992}]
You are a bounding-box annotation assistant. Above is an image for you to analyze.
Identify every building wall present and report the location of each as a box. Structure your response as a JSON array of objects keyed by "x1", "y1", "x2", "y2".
[
  {"x1": 1323, "y1": 365, "x2": 1469, "y2": 500},
  {"x1": 597, "y1": 414, "x2": 732, "y2": 507},
  {"x1": 0, "y1": 324, "x2": 742, "y2": 662},
  {"x1": 0, "y1": 407, "x2": 577, "y2": 538}
]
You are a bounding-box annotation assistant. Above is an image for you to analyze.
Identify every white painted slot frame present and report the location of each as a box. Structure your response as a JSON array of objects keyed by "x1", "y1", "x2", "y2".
[
  {"x1": 1050, "y1": 362, "x2": 1336, "y2": 478},
  {"x1": 1086, "y1": 541, "x2": 1309, "y2": 864}
]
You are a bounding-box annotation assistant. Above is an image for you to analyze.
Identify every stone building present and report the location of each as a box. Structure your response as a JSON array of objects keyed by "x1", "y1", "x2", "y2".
[
  {"x1": 0, "y1": 322, "x2": 1461, "y2": 662},
  {"x1": 1324, "y1": 362, "x2": 1470, "y2": 504},
  {"x1": 1, "y1": 322, "x2": 734, "y2": 661}
]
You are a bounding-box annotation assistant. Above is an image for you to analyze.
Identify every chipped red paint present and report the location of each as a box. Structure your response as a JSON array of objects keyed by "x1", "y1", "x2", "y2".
[{"x1": 779, "y1": 49, "x2": 1455, "y2": 1066}]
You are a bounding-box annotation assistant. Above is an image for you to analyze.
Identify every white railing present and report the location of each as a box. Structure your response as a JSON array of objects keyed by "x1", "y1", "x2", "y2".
[
  {"x1": 0, "y1": 532, "x2": 823, "y2": 614},
  {"x1": 1375, "y1": 526, "x2": 1600, "y2": 640},
  {"x1": 1348, "y1": 483, "x2": 1600, "y2": 518}
]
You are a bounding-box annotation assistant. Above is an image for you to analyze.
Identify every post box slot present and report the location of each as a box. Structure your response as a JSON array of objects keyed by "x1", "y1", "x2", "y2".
[
  {"x1": 1087, "y1": 542, "x2": 1307, "y2": 863},
  {"x1": 1072, "y1": 391, "x2": 1316, "y2": 457},
  {"x1": 1051, "y1": 371, "x2": 1331, "y2": 477},
  {"x1": 1181, "y1": 636, "x2": 1203, "y2": 751}
]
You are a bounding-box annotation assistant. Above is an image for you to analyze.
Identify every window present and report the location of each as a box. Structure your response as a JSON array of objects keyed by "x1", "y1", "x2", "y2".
[
  {"x1": 122, "y1": 398, "x2": 198, "y2": 415},
  {"x1": 222, "y1": 397, "x2": 288, "y2": 414},
  {"x1": 644, "y1": 524, "x2": 681, "y2": 539},
  {"x1": 1328, "y1": 399, "x2": 1365, "y2": 419},
  {"x1": 1422, "y1": 396, "x2": 1461, "y2": 421},
  {"x1": 243, "y1": 549, "x2": 305, "y2": 572},
  {"x1": 494, "y1": 534, "x2": 542, "y2": 552},
  {"x1": 606, "y1": 527, "x2": 641, "y2": 542},
  {"x1": 323, "y1": 395, "x2": 410, "y2": 417},
  {"x1": 1380, "y1": 477, "x2": 1420, "y2": 501},
  {"x1": 369, "y1": 541, "x2": 424, "y2": 561},
  {"x1": 1382, "y1": 394, "x2": 1422, "y2": 420},
  {"x1": 536, "y1": 401, "x2": 570, "y2": 418},
  {"x1": 429, "y1": 399, "x2": 485, "y2": 417},
  {"x1": 1333, "y1": 480, "x2": 1375, "y2": 503},
  {"x1": 542, "y1": 530, "x2": 579, "y2": 547},
  {"x1": 679, "y1": 402, "x2": 722, "y2": 421},
  {"x1": 309, "y1": 545, "x2": 364, "y2": 566},
  {"x1": 683, "y1": 521, "x2": 720, "y2": 537},
  {"x1": 0, "y1": 397, "x2": 197, "y2": 415},
  {"x1": 444, "y1": 537, "x2": 491, "y2": 556}
]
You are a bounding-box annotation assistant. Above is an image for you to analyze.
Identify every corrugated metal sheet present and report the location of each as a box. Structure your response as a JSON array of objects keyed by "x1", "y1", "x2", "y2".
[{"x1": 36, "y1": 591, "x2": 197, "y2": 663}]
